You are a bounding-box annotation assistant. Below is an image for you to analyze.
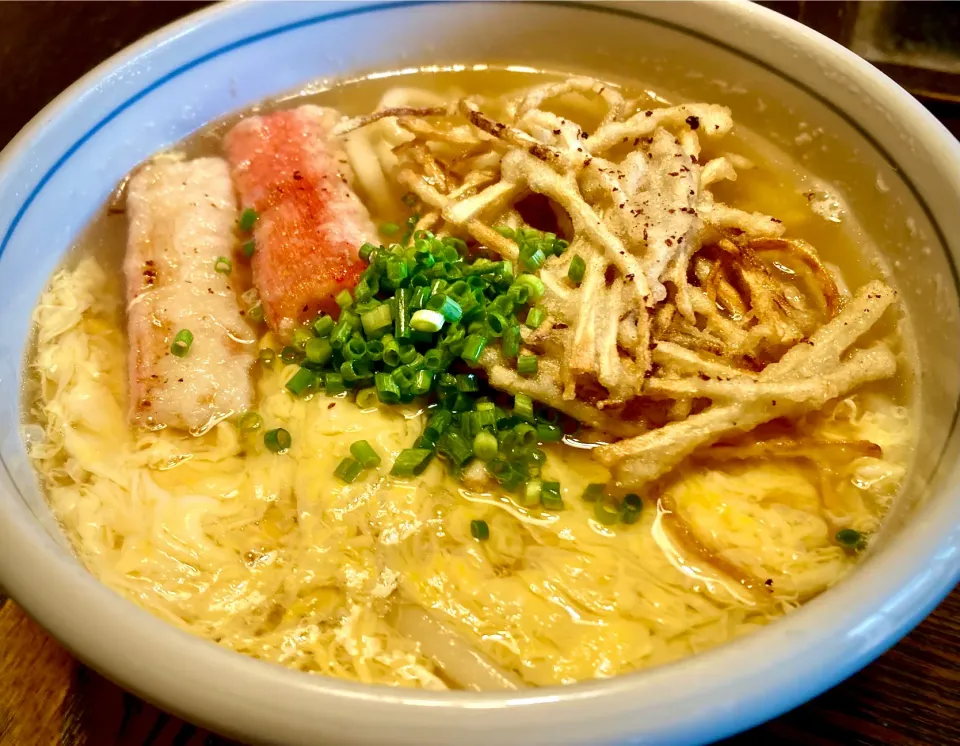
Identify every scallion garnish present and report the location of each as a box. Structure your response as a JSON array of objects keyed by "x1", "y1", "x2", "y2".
[
  {"x1": 361, "y1": 303, "x2": 393, "y2": 336},
  {"x1": 242, "y1": 240, "x2": 256, "y2": 258},
  {"x1": 620, "y1": 493, "x2": 643, "y2": 524},
  {"x1": 305, "y1": 338, "x2": 333, "y2": 366},
  {"x1": 324, "y1": 372, "x2": 346, "y2": 397},
  {"x1": 247, "y1": 303, "x2": 264, "y2": 323},
  {"x1": 335, "y1": 289, "x2": 354, "y2": 309},
  {"x1": 517, "y1": 354, "x2": 538, "y2": 377},
  {"x1": 238, "y1": 411, "x2": 263, "y2": 433},
  {"x1": 411, "y1": 309, "x2": 445, "y2": 333},
  {"x1": 525, "y1": 307, "x2": 546, "y2": 329},
  {"x1": 473, "y1": 431, "x2": 498, "y2": 461},
  {"x1": 334, "y1": 456, "x2": 363, "y2": 484},
  {"x1": 541, "y1": 481, "x2": 563, "y2": 511},
  {"x1": 470, "y1": 519, "x2": 490, "y2": 541},
  {"x1": 350, "y1": 440, "x2": 381, "y2": 469},
  {"x1": 391, "y1": 448, "x2": 433, "y2": 477},
  {"x1": 582, "y1": 483, "x2": 606, "y2": 503},
  {"x1": 356, "y1": 387, "x2": 379, "y2": 409},
  {"x1": 522, "y1": 479, "x2": 542, "y2": 507},
  {"x1": 285, "y1": 367, "x2": 317, "y2": 397},
  {"x1": 214, "y1": 256, "x2": 232, "y2": 274},
  {"x1": 313, "y1": 314, "x2": 334, "y2": 337},
  {"x1": 258, "y1": 348, "x2": 276, "y2": 368},
  {"x1": 280, "y1": 346, "x2": 303, "y2": 364},
  {"x1": 836, "y1": 528, "x2": 864, "y2": 549},
  {"x1": 264, "y1": 427, "x2": 291, "y2": 453},
  {"x1": 238, "y1": 208, "x2": 258, "y2": 232},
  {"x1": 380, "y1": 222, "x2": 400, "y2": 236},
  {"x1": 568, "y1": 254, "x2": 586, "y2": 285},
  {"x1": 594, "y1": 499, "x2": 619, "y2": 526},
  {"x1": 170, "y1": 329, "x2": 194, "y2": 358}
]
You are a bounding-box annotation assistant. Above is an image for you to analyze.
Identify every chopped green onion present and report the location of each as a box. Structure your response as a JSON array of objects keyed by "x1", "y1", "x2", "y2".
[
  {"x1": 427, "y1": 294, "x2": 463, "y2": 323},
  {"x1": 238, "y1": 411, "x2": 263, "y2": 433},
  {"x1": 361, "y1": 303, "x2": 393, "y2": 336},
  {"x1": 340, "y1": 360, "x2": 363, "y2": 382},
  {"x1": 525, "y1": 307, "x2": 546, "y2": 329},
  {"x1": 324, "y1": 372, "x2": 346, "y2": 396},
  {"x1": 258, "y1": 348, "x2": 276, "y2": 367},
  {"x1": 514, "y1": 393, "x2": 534, "y2": 421},
  {"x1": 366, "y1": 339, "x2": 385, "y2": 361},
  {"x1": 391, "y1": 448, "x2": 433, "y2": 477},
  {"x1": 305, "y1": 338, "x2": 333, "y2": 366},
  {"x1": 241, "y1": 240, "x2": 256, "y2": 258},
  {"x1": 520, "y1": 246, "x2": 547, "y2": 271},
  {"x1": 517, "y1": 354, "x2": 538, "y2": 377},
  {"x1": 344, "y1": 335, "x2": 368, "y2": 361},
  {"x1": 486, "y1": 312, "x2": 509, "y2": 337},
  {"x1": 433, "y1": 346, "x2": 457, "y2": 369},
  {"x1": 536, "y1": 422, "x2": 563, "y2": 442},
  {"x1": 412, "y1": 369, "x2": 434, "y2": 396},
  {"x1": 264, "y1": 427, "x2": 291, "y2": 453},
  {"x1": 835, "y1": 528, "x2": 863, "y2": 548},
  {"x1": 285, "y1": 367, "x2": 317, "y2": 397},
  {"x1": 330, "y1": 319, "x2": 353, "y2": 349},
  {"x1": 507, "y1": 284, "x2": 529, "y2": 306},
  {"x1": 398, "y1": 342, "x2": 418, "y2": 365},
  {"x1": 454, "y1": 374, "x2": 479, "y2": 393},
  {"x1": 522, "y1": 479, "x2": 543, "y2": 507},
  {"x1": 438, "y1": 432, "x2": 473, "y2": 466},
  {"x1": 359, "y1": 242, "x2": 376, "y2": 261},
  {"x1": 470, "y1": 519, "x2": 490, "y2": 541},
  {"x1": 411, "y1": 309, "x2": 445, "y2": 332},
  {"x1": 350, "y1": 440, "x2": 381, "y2": 469},
  {"x1": 382, "y1": 337, "x2": 401, "y2": 367},
  {"x1": 375, "y1": 372, "x2": 401, "y2": 404},
  {"x1": 582, "y1": 483, "x2": 606, "y2": 503},
  {"x1": 356, "y1": 387, "x2": 379, "y2": 409},
  {"x1": 473, "y1": 431, "x2": 499, "y2": 461},
  {"x1": 280, "y1": 345, "x2": 303, "y2": 364},
  {"x1": 594, "y1": 499, "x2": 620, "y2": 526},
  {"x1": 312, "y1": 314, "x2": 334, "y2": 337},
  {"x1": 336, "y1": 289, "x2": 353, "y2": 309},
  {"x1": 380, "y1": 222, "x2": 400, "y2": 236},
  {"x1": 238, "y1": 208, "x2": 258, "y2": 232},
  {"x1": 334, "y1": 456, "x2": 364, "y2": 484},
  {"x1": 247, "y1": 303, "x2": 264, "y2": 323},
  {"x1": 461, "y1": 334, "x2": 488, "y2": 365},
  {"x1": 425, "y1": 409, "x2": 453, "y2": 442},
  {"x1": 394, "y1": 288, "x2": 410, "y2": 339},
  {"x1": 392, "y1": 365, "x2": 417, "y2": 392},
  {"x1": 620, "y1": 493, "x2": 643, "y2": 524},
  {"x1": 514, "y1": 274, "x2": 545, "y2": 302},
  {"x1": 568, "y1": 254, "x2": 587, "y2": 285},
  {"x1": 214, "y1": 256, "x2": 232, "y2": 274},
  {"x1": 502, "y1": 322, "x2": 521, "y2": 359},
  {"x1": 541, "y1": 481, "x2": 563, "y2": 510},
  {"x1": 410, "y1": 285, "x2": 431, "y2": 310},
  {"x1": 292, "y1": 327, "x2": 312, "y2": 349},
  {"x1": 170, "y1": 329, "x2": 193, "y2": 358}
]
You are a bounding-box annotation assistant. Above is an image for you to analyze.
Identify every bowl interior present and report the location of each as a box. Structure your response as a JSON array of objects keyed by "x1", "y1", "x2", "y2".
[{"x1": 0, "y1": 3, "x2": 958, "y2": 746}]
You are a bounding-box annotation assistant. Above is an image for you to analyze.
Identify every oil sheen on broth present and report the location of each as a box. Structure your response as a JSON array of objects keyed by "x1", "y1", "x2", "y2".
[{"x1": 26, "y1": 67, "x2": 915, "y2": 690}]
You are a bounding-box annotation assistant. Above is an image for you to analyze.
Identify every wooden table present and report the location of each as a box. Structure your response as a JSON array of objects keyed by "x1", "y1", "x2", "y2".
[
  {"x1": 1, "y1": 2, "x2": 958, "y2": 745},
  {"x1": 2, "y1": 589, "x2": 958, "y2": 746}
]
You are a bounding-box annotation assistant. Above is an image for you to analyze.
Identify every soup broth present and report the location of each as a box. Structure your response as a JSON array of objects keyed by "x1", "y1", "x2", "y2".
[{"x1": 26, "y1": 67, "x2": 915, "y2": 689}]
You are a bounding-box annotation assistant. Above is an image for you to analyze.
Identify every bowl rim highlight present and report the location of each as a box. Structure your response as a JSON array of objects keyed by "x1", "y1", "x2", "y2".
[{"x1": 1, "y1": 2, "x2": 959, "y2": 745}]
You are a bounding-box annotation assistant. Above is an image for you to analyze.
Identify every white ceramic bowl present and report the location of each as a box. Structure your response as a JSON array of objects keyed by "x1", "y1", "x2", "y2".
[{"x1": 1, "y1": 2, "x2": 959, "y2": 745}]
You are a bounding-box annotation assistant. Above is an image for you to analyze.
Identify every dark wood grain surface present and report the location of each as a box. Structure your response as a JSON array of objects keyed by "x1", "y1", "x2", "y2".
[{"x1": 1, "y1": 3, "x2": 958, "y2": 745}]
